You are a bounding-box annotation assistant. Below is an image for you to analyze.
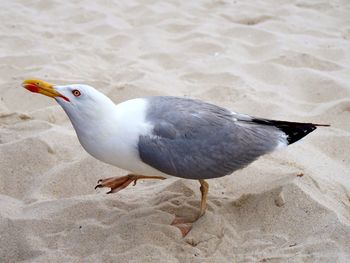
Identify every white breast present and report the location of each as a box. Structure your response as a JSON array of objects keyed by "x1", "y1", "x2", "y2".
[{"x1": 75, "y1": 98, "x2": 170, "y2": 177}]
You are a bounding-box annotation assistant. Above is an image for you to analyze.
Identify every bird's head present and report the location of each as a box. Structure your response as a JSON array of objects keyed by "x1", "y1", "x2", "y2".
[{"x1": 22, "y1": 79, "x2": 116, "y2": 127}]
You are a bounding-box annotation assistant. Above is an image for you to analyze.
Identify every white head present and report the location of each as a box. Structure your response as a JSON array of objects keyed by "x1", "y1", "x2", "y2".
[{"x1": 22, "y1": 79, "x2": 116, "y2": 133}]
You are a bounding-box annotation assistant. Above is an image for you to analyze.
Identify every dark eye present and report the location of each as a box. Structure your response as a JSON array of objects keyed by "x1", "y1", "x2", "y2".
[{"x1": 72, "y1": 89, "x2": 81, "y2": 97}]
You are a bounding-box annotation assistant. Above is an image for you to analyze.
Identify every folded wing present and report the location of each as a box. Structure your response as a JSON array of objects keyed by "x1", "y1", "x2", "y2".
[{"x1": 138, "y1": 97, "x2": 288, "y2": 180}]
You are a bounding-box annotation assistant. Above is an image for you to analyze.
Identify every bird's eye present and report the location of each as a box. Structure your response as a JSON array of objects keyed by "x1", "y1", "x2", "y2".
[{"x1": 72, "y1": 89, "x2": 81, "y2": 97}]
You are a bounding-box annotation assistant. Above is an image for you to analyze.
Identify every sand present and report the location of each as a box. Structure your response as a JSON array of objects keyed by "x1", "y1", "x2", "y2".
[{"x1": 1, "y1": 0, "x2": 350, "y2": 262}]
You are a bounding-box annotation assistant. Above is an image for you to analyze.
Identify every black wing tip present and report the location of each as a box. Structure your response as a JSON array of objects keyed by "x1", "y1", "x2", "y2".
[
  {"x1": 284, "y1": 123, "x2": 317, "y2": 145},
  {"x1": 313, "y1": 123, "x2": 331, "y2": 127},
  {"x1": 251, "y1": 118, "x2": 330, "y2": 145}
]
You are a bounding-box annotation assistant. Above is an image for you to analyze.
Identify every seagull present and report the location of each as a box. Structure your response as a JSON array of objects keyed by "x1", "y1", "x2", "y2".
[{"x1": 22, "y1": 79, "x2": 329, "y2": 236}]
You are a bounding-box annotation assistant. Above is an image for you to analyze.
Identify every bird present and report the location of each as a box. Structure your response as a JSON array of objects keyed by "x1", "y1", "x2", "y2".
[{"x1": 22, "y1": 79, "x2": 329, "y2": 236}]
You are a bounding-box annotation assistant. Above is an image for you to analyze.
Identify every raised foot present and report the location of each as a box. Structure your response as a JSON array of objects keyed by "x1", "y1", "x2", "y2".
[{"x1": 95, "y1": 174, "x2": 166, "y2": 194}]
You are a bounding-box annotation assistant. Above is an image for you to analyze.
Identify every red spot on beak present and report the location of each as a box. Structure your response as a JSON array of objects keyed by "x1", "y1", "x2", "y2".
[{"x1": 23, "y1": 83, "x2": 39, "y2": 93}]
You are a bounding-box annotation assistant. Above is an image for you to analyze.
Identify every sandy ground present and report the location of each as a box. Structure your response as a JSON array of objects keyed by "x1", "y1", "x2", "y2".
[{"x1": 1, "y1": 0, "x2": 350, "y2": 262}]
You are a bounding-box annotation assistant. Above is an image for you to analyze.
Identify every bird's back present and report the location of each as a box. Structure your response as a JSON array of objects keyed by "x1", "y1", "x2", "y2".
[{"x1": 138, "y1": 97, "x2": 290, "y2": 180}]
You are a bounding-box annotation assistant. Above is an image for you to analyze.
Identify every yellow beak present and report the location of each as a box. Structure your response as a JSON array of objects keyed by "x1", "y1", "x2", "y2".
[{"x1": 22, "y1": 79, "x2": 70, "y2": 102}]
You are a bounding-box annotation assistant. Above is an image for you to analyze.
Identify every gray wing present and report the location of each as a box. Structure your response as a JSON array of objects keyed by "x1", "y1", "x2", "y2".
[{"x1": 138, "y1": 97, "x2": 285, "y2": 180}]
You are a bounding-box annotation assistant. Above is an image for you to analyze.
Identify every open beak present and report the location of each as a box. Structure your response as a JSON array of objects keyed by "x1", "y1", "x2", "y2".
[{"x1": 22, "y1": 79, "x2": 70, "y2": 102}]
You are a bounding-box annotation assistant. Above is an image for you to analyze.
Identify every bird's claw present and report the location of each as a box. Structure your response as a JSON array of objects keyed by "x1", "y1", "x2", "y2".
[
  {"x1": 94, "y1": 174, "x2": 166, "y2": 194},
  {"x1": 94, "y1": 184, "x2": 103, "y2": 190},
  {"x1": 94, "y1": 175, "x2": 135, "y2": 194}
]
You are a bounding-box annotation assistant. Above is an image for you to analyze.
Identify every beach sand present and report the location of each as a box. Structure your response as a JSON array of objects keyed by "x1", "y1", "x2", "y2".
[{"x1": 1, "y1": 0, "x2": 350, "y2": 262}]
